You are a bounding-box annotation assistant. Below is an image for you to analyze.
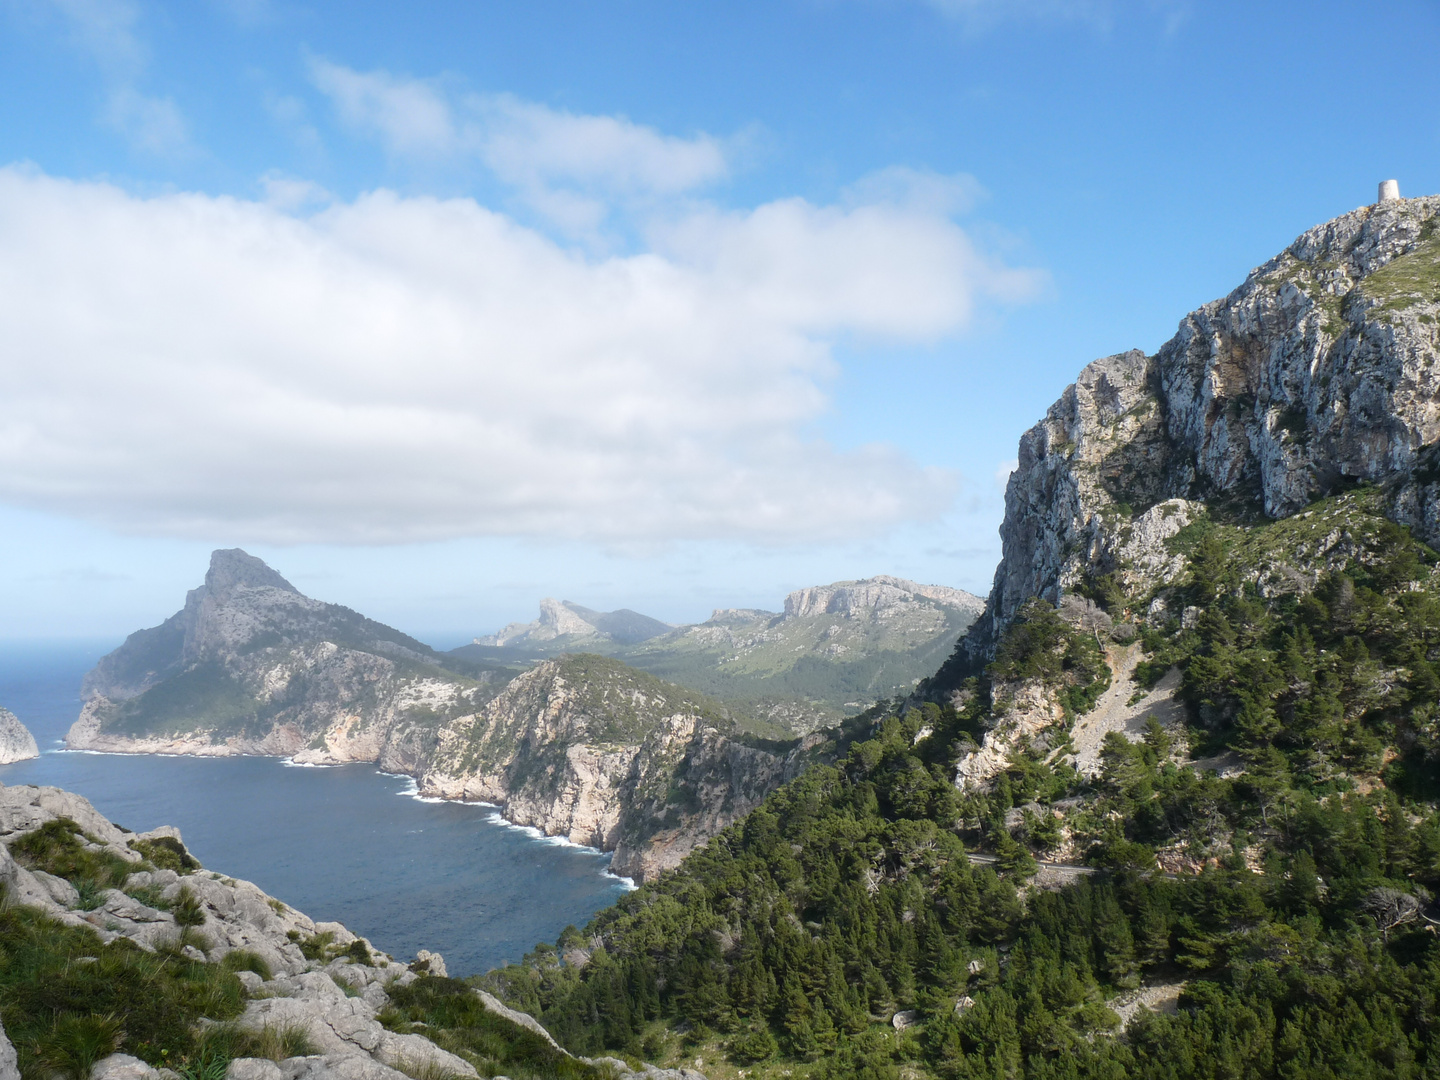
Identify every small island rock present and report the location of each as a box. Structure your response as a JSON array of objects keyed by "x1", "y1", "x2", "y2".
[{"x1": 0, "y1": 709, "x2": 38, "y2": 765}]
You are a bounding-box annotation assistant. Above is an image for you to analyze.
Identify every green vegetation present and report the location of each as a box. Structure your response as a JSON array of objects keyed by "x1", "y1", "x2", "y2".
[
  {"x1": 132, "y1": 835, "x2": 201, "y2": 873},
  {"x1": 0, "y1": 902, "x2": 246, "y2": 1078},
  {"x1": 477, "y1": 490, "x2": 1440, "y2": 1079},
  {"x1": 10, "y1": 819, "x2": 138, "y2": 909},
  {"x1": 1362, "y1": 221, "x2": 1440, "y2": 314},
  {"x1": 377, "y1": 976, "x2": 604, "y2": 1080}
]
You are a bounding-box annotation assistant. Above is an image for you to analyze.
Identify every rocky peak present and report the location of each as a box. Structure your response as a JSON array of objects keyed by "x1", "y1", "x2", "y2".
[
  {"x1": 477, "y1": 600, "x2": 671, "y2": 648},
  {"x1": 537, "y1": 598, "x2": 599, "y2": 639},
  {"x1": 954, "y1": 193, "x2": 1440, "y2": 668},
  {"x1": 201, "y1": 548, "x2": 299, "y2": 604},
  {"x1": 81, "y1": 550, "x2": 423, "y2": 702}
]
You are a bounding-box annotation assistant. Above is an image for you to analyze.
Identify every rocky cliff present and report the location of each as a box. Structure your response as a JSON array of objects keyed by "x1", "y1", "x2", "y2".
[
  {"x1": 418, "y1": 653, "x2": 835, "y2": 881},
  {"x1": 0, "y1": 708, "x2": 38, "y2": 764},
  {"x1": 938, "y1": 191, "x2": 1440, "y2": 681},
  {"x1": 68, "y1": 554, "x2": 833, "y2": 882}
]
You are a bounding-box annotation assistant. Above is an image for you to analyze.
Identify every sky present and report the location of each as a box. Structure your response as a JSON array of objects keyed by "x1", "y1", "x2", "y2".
[{"x1": 0, "y1": 0, "x2": 1437, "y2": 647}]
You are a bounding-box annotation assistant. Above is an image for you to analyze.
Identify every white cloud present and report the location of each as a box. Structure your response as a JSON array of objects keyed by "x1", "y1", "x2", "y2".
[
  {"x1": 103, "y1": 85, "x2": 188, "y2": 154},
  {"x1": 45, "y1": 0, "x2": 145, "y2": 74},
  {"x1": 0, "y1": 165, "x2": 1042, "y2": 546},
  {"x1": 474, "y1": 92, "x2": 729, "y2": 195},
  {"x1": 308, "y1": 60, "x2": 732, "y2": 235},
  {"x1": 309, "y1": 59, "x2": 456, "y2": 156},
  {"x1": 259, "y1": 170, "x2": 330, "y2": 211}
]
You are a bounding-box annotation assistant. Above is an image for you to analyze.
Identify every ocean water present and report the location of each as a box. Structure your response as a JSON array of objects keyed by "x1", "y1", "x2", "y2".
[{"x1": 0, "y1": 641, "x2": 632, "y2": 977}]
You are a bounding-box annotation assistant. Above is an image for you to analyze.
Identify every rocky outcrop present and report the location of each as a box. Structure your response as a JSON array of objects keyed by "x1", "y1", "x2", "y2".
[
  {"x1": 0, "y1": 708, "x2": 38, "y2": 764},
  {"x1": 0, "y1": 1018, "x2": 16, "y2": 1080},
  {"x1": 946, "y1": 193, "x2": 1440, "y2": 672},
  {"x1": 419, "y1": 654, "x2": 830, "y2": 881},
  {"x1": 0, "y1": 781, "x2": 702, "y2": 1080}
]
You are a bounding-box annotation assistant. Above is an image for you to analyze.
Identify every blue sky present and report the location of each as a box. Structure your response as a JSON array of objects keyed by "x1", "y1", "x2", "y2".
[{"x1": 0, "y1": 0, "x2": 1437, "y2": 646}]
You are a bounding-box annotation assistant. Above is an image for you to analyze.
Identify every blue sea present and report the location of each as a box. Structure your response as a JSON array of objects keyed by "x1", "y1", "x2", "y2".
[{"x1": 0, "y1": 640, "x2": 632, "y2": 977}]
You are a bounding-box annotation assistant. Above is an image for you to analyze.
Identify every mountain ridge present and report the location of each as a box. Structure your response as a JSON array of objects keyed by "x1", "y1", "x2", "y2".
[
  {"x1": 458, "y1": 575, "x2": 984, "y2": 727},
  {"x1": 64, "y1": 552, "x2": 852, "y2": 881}
]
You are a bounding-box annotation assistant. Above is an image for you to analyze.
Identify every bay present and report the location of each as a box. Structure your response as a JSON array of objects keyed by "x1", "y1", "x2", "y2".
[{"x1": 0, "y1": 641, "x2": 631, "y2": 977}]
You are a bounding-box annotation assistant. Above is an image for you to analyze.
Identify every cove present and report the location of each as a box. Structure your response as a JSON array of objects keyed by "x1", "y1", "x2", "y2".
[{"x1": 0, "y1": 641, "x2": 631, "y2": 977}]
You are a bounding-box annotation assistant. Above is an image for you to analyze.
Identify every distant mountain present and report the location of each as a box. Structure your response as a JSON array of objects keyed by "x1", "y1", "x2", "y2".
[
  {"x1": 470, "y1": 598, "x2": 673, "y2": 652},
  {"x1": 454, "y1": 575, "x2": 984, "y2": 730},
  {"x1": 67, "y1": 549, "x2": 832, "y2": 882}
]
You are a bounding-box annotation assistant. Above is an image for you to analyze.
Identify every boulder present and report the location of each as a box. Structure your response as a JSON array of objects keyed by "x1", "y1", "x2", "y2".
[{"x1": 91, "y1": 1055, "x2": 160, "y2": 1080}]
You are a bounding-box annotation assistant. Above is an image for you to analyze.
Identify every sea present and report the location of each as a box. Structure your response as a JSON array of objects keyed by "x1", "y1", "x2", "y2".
[{"x1": 0, "y1": 640, "x2": 633, "y2": 978}]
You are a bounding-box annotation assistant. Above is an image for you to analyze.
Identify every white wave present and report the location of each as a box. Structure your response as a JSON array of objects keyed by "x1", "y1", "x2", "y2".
[
  {"x1": 281, "y1": 760, "x2": 336, "y2": 768},
  {"x1": 54, "y1": 748, "x2": 214, "y2": 759}
]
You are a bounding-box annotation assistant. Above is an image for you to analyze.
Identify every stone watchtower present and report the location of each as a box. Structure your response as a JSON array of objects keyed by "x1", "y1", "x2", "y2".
[{"x1": 1378, "y1": 179, "x2": 1401, "y2": 203}]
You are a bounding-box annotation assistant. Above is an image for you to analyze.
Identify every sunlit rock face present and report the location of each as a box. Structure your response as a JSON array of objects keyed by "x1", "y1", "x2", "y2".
[{"x1": 952, "y1": 194, "x2": 1440, "y2": 667}]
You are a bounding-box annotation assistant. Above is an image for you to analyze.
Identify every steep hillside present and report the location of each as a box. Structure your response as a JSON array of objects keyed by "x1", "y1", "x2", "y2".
[
  {"x1": 457, "y1": 577, "x2": 984, "y2": 729},
  {"x1": 66, "y1": 555, "x2": 839, "y2": 883},
  {"x1": 478, "y1": 194, "x2": 1440, "y2": 1079}
]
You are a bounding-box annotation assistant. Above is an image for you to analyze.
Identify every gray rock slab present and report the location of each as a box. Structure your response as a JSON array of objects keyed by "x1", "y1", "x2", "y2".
[
  {"x1": 278, "y1": 1056, "x2": 410, "y2": 1080},
  {"x1": 227, "y1": 1060, "x2": 285, "y2": 1080},
  {"x1": 91, "y1": 1054, "x2": 161, "y2": 1080}
]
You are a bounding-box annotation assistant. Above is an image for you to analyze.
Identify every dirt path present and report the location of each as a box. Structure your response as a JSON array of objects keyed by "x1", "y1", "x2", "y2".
[
  {"x1": 1067, "y1": 642, "x2": 1186, "y2": 776},
  {"x1": 1108, "y1": 982, "x2": 1186, "y2": 1028}
]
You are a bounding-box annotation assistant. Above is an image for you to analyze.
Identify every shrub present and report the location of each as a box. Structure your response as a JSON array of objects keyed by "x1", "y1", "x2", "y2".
[
  {"x1": 9, "y1": 819, "x2": 134, "y2": 899},
  {"x1": 131, "y1": 836, "x2": 201, "y2": 874},
  {"x1": 172, "y1": 887, "x2": 207, "y2": 927},
  {"x1": 220, "y1": 950, "x2": 273, "y2": 981},
  {"x1": 30, "y1": 1013, "x2": 121, "y2": 1080}
]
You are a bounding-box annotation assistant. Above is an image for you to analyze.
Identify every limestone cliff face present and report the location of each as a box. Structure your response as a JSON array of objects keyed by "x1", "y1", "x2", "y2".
[
  {"x1": 949, "y1": 193, "x2": 1440, "y2": 671},
  {"x1": 782, "y1": 575, "x2": 982, "y2": 621},
  {"x1": 419, "y1": 654, "x2": 828, "y2": 881}
]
